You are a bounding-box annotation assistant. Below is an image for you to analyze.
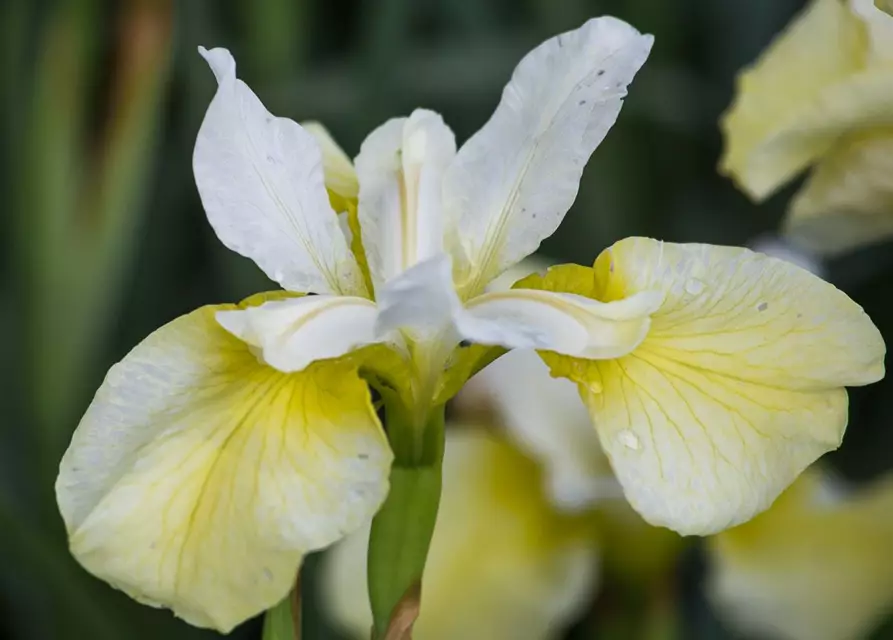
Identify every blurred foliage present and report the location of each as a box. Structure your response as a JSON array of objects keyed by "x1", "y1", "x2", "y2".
[{"x1": 1, "y1": 0, "x2": 892, "y2": 638}]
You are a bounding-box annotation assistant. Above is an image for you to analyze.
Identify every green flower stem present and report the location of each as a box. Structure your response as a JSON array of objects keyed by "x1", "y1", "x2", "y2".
[
  {"x1": 262, "y1": 586, "x2": 300, "y2": 640},
  {"x1": 367, "y1": 402, "x2": 445, "y2": 638}
]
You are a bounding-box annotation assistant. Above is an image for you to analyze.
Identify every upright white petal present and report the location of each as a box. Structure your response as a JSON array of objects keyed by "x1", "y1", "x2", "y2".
[
  {"x1": 216, "y1": 295, "x2": 382, "y2": 373},
  {"x1": 194, "y1": 47, "x2": 365, "y2": 296},
  {"x1": 443, "y1": 17, "x2": 652, "y2": 296},
  {"x1": 355, "y1": 109, "x2": 457, "y2": 292},
  {"x1": 457, "y1": 288, "x2": 662, "y2": 359}
]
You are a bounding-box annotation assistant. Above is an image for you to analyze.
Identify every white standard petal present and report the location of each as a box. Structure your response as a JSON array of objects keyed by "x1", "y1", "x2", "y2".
[
  {"x1": 443, "y1": 17, "x2": 653, "y2": 296},
  {"x1": 457, "y1": 288, "x2": 662, "y2": 359},
  {"x1": 216, "y1": 295, "x2": 380, "y2": 373},
  {"x1": 355, "y1": 109, "x2": 457, "y2": 292},
  {"x1": 194, "y1": 47, "x2": 365, "y2": 296}
]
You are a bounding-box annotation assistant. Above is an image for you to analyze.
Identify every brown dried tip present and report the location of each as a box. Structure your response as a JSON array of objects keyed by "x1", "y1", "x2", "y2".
[{"x1": 382, "y1": 582, "x2": 421, "y2": 640}]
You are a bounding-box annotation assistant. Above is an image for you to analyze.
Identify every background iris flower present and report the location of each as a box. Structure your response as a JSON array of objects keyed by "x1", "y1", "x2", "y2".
[{"x1": 721, "y1": 0, "x2": 893, "y2": 255}]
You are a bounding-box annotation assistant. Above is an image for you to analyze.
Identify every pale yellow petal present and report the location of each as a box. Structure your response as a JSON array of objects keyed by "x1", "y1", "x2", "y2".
[
  {"x1": 708, "y1": 470, "x2": 893, "y2": 640},
  {"x1": 581, "y1": 355, "x2": 847, "y2": 535},
  {"x1": 56, "y1": 306, "x2": 392, "y2": 632},
  {"x1": 597, "y1": 237, "x2": 884, "y2": 390},
  {"x1": 526, "y1": 239, "x2": 884, "y2": 535},
  {"x1": 785, "y1": 131, "x2": 893, "y2": 254},
  {"x1": 323, "y1": 430, "x2": 599, "y2": 640},
  {"x1": 719, "y1": 0, "x2": 871, "y2": 199}
]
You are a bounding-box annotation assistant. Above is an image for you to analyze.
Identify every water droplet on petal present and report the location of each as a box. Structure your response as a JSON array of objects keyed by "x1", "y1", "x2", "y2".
[
  {"x1": 757, "y1": 302, "x2": 768, "y2": 312},
  {"x1": 617, "y1": 429, "x2": 641, "y2": 451},
  {"x1": 684, "y1": 278, "x2": 705, "y2": 295}
]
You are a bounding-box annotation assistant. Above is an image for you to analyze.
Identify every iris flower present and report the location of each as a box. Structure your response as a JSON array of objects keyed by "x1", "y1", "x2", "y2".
[
  {"x1": 56, "y1": 15, "x2": 884, "y2": 633},
  {"x1": 721, "y1": 0, "x2": 893, "y2": 255}
]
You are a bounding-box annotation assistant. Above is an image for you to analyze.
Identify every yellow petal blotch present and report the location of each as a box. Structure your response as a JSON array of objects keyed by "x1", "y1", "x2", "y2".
[
  {"x1": 522, "y1": 237, "x2": 885, "y2": 535},
  {"x1": 56, "y1": 304, "x2": 392, "y2": 632}
]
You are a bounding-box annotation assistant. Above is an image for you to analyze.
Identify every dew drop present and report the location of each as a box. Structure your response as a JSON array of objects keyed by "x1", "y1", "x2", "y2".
[
  {"x1": 757, "y1": 302, "x2": 768, "y2": 312},
  {"x1": 684, "y1": 278, "x2": 705, "y2": 295},
  {"x1": 617, "y1": 429, "x2": 641, "y2": 451},
  {"x1": 586, "y1": 379, "x2": 603, "y2": 395}
]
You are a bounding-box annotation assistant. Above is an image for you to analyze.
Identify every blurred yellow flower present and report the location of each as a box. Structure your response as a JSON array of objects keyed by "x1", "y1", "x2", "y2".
[
  {"x1": 707, "y1": 469, "x2": 893, "y2": 640},
  {"x1": 720, "y1": 0, "x2": 893, "y2": 254},
  {"x1": 323, "y1": 428, "x2": 600, "y2": 640}
]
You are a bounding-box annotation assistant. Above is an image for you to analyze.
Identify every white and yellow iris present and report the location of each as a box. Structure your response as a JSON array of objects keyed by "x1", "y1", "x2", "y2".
[
  {"x1": 55, "y1": 14, "x2": 885, "y2": 634},
  {"x1": 721, "y1": 0, "x2": 893, "y2": 255},
  {"x1": 708, "y1": 469, "x2": 893, "y2": 640}
]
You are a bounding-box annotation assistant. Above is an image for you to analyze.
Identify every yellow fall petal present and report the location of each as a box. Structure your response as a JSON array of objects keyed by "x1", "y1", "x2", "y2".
[
  {"x1": 719, "y1": 0, "x2": 870, "y2": 199},
  {"x1": 56, "y1": 305, "x2": 392, "y2": 632},
  {"x1": 323, "y1": 429, "x2": 599, "y2": 640},
  {"x1": 708, "y1": 469, "x2": 893, "y2": 640},
  {"x1": 595, "y1": 237, "x2": 884, "y2": 389},
  {"x1": 785, "y1": 131, "x2": 893, "y2": 254},
  {"x1": 523, "y1": 238, "x2": 884, "y2": 535}
]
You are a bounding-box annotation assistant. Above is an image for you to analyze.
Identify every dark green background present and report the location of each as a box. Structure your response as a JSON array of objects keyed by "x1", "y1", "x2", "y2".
[{"x1": 2, "y1": 0, "x2": 892, "y2": 638}]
